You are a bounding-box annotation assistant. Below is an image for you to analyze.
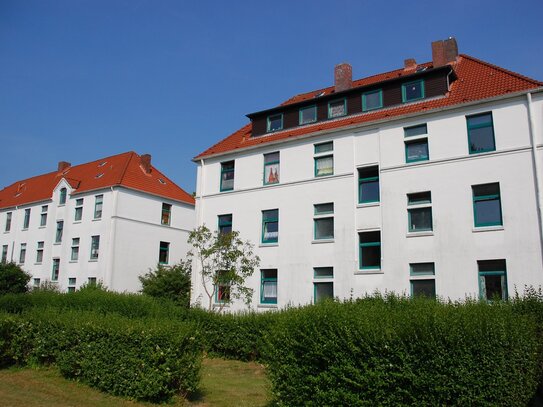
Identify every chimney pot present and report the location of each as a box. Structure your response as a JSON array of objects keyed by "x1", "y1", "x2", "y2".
[
  {"x1": 334, "y1": 63, "x2": 352, "y2": 92},
  {"x1": 432, "y1": 37, "x2": 458, "y2": 67},
  {"x1": 58, "y1": 161, "x2": 71, "y2": 172},
  {"x1": 140, "y1": 154, "x2": 152, "y2": 174}
]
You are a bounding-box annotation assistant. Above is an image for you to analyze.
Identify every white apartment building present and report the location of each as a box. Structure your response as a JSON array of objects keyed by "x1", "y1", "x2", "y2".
[
  {"x1": 0, "y1": 151, "x2": 195, "y2": 292},
  {"x1": 192, "y1": 38, "x2": 543, "y2": 311}
]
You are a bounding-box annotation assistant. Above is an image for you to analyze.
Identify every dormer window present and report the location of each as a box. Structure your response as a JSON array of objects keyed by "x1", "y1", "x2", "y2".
[
  {"x1": 267, "y1": 114, "x2": 283, "y2": 133},
  {"x1": 328, "y1": 99, "x2": 346, "y2": 118},
  {"x1": 299, "y1": 105, "x2": 317, "y2": 125},
  {"x1": 59, "y1": 188, "x2": 67, "y2": 205},
  {"x1": 402, "y1": 79, "x2": 425, "y2": 103},
  {"x1": 362, "y1": 89, "x2": 383, "y2": 112}
]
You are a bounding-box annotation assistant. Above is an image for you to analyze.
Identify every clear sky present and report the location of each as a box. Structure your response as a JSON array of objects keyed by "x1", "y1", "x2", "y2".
[{"x1": 1, "y1": 0, "x2": 542, "y2": 194}]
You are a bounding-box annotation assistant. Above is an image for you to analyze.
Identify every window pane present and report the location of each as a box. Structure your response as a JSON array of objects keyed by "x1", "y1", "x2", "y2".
[
  {"x1": 406, "y1": 139, "x2": 429, "y2": 161},
  {"x1": 315, "y1": 156, "x2": 333, "y2": 176},
  {"x1": 482, "y1": 274, "x2": 505, "y2": 300},
  {"x1": 360, "y1": 180, "x2": 379, "y2": 203},
  {"x1": 314, "y1": 142, "x2": 333, "y2": 153},
  {"x1": 404, "y1": 81, "x2": 423, "y2": 101},
  {"x1": 404, "y1": 124, "x2": 427, "y2": 137},
  {"x1": 263, "y1": 210, "x2": 278, "y2": 221},
  {"x1": 468, "y1": 113, "x2": 492, "y2": 127},
  {"x1": 315, "y1": 282, "x2": 333, "y2": 302},
  {"x1": 329, "y1": 100, "x2": 346, "y2": 118},
  {"x1": 268, "y1": 114, "x2": 283, "y2": 132},
  {"x1": 408, "y1": 192, "x2": 431, "y2": 205},
  {"x1": 264, "y1": 162, "x2": 280, "y2": 184},
  {"x1": 314, "y1": 203, "x2": 334, "y2": 214},
  {"x1": 409, "y1": 208, "x2": 433, "y2": 231},
  {"x1": 315, "y1": 218, "x2": 334, "y2": 239},
  {"x1": 264, "y1": 152, "x2": 279, "y2": 164},
  {"x1": 363, "y1": 91, "x2": 382, "y2": 110},
  {"x1": 411, "y1": 279, "x2": 436, "y2": 298},
  {"x1": 410, "y1": 263, "x2": 435, "y2": 276},
  {"x1": 478, "y1": 259, "x2": 506, "y2": 272},
  {"x1": 469, "y1": 126, "x2": 495, "y2": 152},
  {"x1": 474, "y1": 199, "x2": 501, "y2": 226},
  {"x1": 300, "y1": 106, "x2": 317, "y2": 124},
  {"x1": 473, "y1": 183, "x2": 499, "y2": 197},
  {"x1": 314, "y1": 267, "x2": 333, "y2": 278},
  {"x1": 361, "y1": 246, "x2": 380, "y2": 268},
  {"x1": 264, "y1": 221, "x2": 278, "y2": 241}
]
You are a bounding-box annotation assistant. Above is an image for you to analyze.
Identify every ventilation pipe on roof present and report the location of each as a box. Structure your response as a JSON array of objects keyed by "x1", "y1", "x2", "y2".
[
  {"x1": 57, "y1": 161, "x2": 71, "y2": 172},
  {"x1": 431, "y1": 37, "x2": 458, "y2": 67},
  {"x1": 140, "y1": 154, "x2": 152, "y2": 174},
  {"x1": 334, "y1": 63, "x2": 352, "y2": 92}
]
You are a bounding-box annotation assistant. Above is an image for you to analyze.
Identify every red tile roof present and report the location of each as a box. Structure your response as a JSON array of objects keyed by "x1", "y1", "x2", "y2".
[
  {"x1": 195, "y1": 55, "x2": 542, "y2": 160},
  {"x1": 0, "y1": 151, "x2": 195, "y2": 209}
]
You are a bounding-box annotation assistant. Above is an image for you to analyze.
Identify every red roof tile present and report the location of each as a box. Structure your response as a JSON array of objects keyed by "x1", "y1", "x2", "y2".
[
  {"x1": 0, "y1": 152, "x2": 195, "y2": 209},
  {"x1": 195, "y1": 55, "x2": 542, "y2": 160}
]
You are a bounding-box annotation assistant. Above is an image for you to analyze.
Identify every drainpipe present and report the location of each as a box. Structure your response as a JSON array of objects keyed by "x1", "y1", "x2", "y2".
[
  {"x1": 526, "y1": 93, "x2": 543, "y2": 260},
  {"x1": 197, "y1": 159, "x2": 205, "y2": 227}
]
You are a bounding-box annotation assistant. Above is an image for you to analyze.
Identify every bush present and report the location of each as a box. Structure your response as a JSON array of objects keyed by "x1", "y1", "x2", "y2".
[
  {"x1": 0, "y1": 262, "x2": 31, "y2": 295},
  {"x1": 139, "y1": 263, "x2": 191, "y2": 307},
  {"x1": 263, "y1": 296, "x2": 542, "y2": 406}
]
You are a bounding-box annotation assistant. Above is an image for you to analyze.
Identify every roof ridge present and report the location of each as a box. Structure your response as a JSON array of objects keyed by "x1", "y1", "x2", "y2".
[{"x1": 460, "y1": 54, "x2": 543, "y2": 85}]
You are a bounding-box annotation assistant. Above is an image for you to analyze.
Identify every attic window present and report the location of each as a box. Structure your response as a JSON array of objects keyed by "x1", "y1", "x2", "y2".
[
  {"x1": 267, "y1": 114, "x2": 283, "y2": 133},
  {"x1": 158, "y1": 178, "x2": 166, "y2": 185},
  {"x1": 95, "y1": 173, "x2": 104, "y2": 179},
  {"x1": 98, "y1": 161, "x2": 107, "y2": 167}
]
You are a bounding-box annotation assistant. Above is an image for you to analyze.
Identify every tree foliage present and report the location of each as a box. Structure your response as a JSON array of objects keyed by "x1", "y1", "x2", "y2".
[
  {"x1": 188, "y1": 225, "x2": 260, "y2": 312},
  {"x1": 0, "y1": 262, "x2": 31, "y2": 295},
  {"x1": 139, "y1": 263, "x2": 191, "y2": 307}
]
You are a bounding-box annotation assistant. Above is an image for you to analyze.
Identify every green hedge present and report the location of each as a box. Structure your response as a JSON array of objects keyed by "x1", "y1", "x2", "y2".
[
  {"x1": 263, "y1": 297, "x2": 542, "y2": 407},
  {"x1": 0, "y1": 309, "x2": 202, "y2": 402}
]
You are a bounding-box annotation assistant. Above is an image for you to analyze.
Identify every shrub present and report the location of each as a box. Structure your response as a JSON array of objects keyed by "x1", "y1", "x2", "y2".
[
  {"x1": 0, "y1": 262, "x2": 31, "y2": 295},
  {"x1": 139, "y1": 263, "x2": 191, "y2": 307}
]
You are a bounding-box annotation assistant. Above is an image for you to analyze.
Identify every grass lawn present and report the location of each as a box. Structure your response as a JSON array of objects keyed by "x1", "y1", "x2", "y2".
[{"x1": 0, "y1": 358, "x2": 270, "y2": 407}]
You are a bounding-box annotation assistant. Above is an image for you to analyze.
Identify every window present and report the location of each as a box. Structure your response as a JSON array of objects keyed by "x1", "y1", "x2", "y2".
[
  {"x1": 472, "y1": 183, "x2": 502, "y2": 227},
  {"x1": 74, "y1": 198, "x2": 83, "y2": 221},
  {"x1": 404, "y1": 124, "x2": 427, "y2": 137},
  {"x1": 467, "y1": 112, "x2": 495, "y2": 154},
  {"x1": 262, "y1": 209, "x2": 279, "y2": 244},
  {"x1": 314, "y1": 203, "x2": 334, "y2": 240},
  {"x1": 51, "y1": 258, "x2": 60, "y2": 281},
  {"x1": 71, "y1": 238, "x2": 80, "y2": 261},
  {"x1": 408, "y1": 192, "x2": 433, "y2": 232},
  {"x1": 33, "y1": 278, "x2": 40, "y2": 289},
  {"x1": 59, "y1": 188, "x2": 67, "y2": 205},
  {"x1": 159, "y1": 241, "x2": 170, "y2": 264},
  {"x1": 40, "y1": 205, "x2": 48, "y2": 226},
  {"x1": 90, "y1": 235, "x2": 100, "y2": 260},
  {"x1": 1, "y1": 245, "x2": 7, "y2": 263},
  {"x1": 260, "y1": 269, "x2": 278, "y2": 304},
  {"x1": 5, "y1": 212, "x2": 12, "y2": 232},
  {"x1": 215, "y1": 270, "x2": 230, "y2": 303},
  {"x1": 299, "y1": 105, "x2": 317, "y2": 125},
  {"x1": 55, "y1": 221, "x2": 64, "y2": 243},
  {"x1": 410, "y1": 263, "x2": 436, "y2": 298},
  {"x1": 68, "y1": 278, "x2": 76, "y2": 293},
  {"x1": 36, "y1": 241, "x2": 44, "y2": 263},
  {"x1": 358, "y1": 166, "x2": 380, "y2": 204},
  {"x1": 314, "y1": 282, "x2": 333, "y2": 303},
  {"x1": 359, "y1": 231, "x2": 381, "y2": 270},
  {"x1": 402, "y1": 79, "x2": 425, "y2": 102},
  {"x1": 314, "y1": 267, "x2": 333, "y2": 278},
  {"x1": 23, "y1": 208, "x2": 31, "y2": 229},
  {"x1": 328, "y1": 98, "x2": 346, "y2": 118},
  {"x1": 405, "y1": 139, "x2": 429, "y2": 163},
  {"x1": 161, "y1": 203, "x2": 172, "y2": 225},
  {"x1": 314, "y1": 141, "x2": 333, "y2": 177},
  {"x1": 94, "y1": 195, "x2": 103, "y2": 219},
  {"x1": 218, "y1": 214, "x2": 232, "y2": 235},
  {"x1": 88, "y1": 277, "x2": 97, "y2": 285},
  {"x1": 267, "y1": 114, "x2": 283, "y2": 132},
  {"x1": 362, "y1": 89, "x2": 383, "y2": 111},
  {"x1": 264, "y1": 152, "x2": 280, "y2": 185},
  {"x1": 19, "y1": 243, "x2": 26, "y2": 264},
  {"x1": 478, "y1": 259, "x2": 507, "y2": 301},
  {"x1": 220, "y1": 161, "x2": 235, "y2": 191}
]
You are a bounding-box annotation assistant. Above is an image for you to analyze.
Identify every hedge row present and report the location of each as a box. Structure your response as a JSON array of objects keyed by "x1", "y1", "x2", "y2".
[
  {"x1": 263, "y1": 296, "x2": 543, "y2": 406},
  {"x1": 0, "y1": 309, "x2": 202, "y2": 402}
]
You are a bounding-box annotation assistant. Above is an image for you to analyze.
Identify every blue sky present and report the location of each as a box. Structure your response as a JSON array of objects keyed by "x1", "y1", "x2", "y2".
[{"x1": 1, "y1": 0, "x2": 542, "y2": 194}]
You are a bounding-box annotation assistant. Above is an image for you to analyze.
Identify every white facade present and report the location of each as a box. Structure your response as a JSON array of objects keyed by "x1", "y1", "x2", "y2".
[
  {"x1": 0, "y1": 183, "x2": 194, "y2": 292},
  {"x1": 193, "y1": 92, "x2": 543, "y2": 311}
]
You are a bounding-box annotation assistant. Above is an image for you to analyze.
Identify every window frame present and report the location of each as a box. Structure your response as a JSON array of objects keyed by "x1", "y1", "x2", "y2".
[
  {"x1": 90, "y1": 235, "x2": 100, "y2": 260},
  {"x1": 263, "y1": 152, "x2": 280, "y2": 185},
  {"x1": 261, "y1": 209, "x2": 279, "y2": 244},
  {"x1": 94, "y1": 195, "x2": 103, "y2": 219},
  {"x1": 159, "y1": 241, "x2": 170, "y2": 264},
  {"x1": 218, "y1": 214, "x2": 233, "y2": 235},
  {"x1": 358, "y1": 166, "x2": 380, "y2": 204},
  {"x1": 472, "y1": 183, "x2": 502, "y2": 227},
  {"x1": 260, "y1": 269, "x2": 278, "y2": 304},
  {"x1": 478, "y1": 260, "x2": 508, "y2": 301},
  {"x1": 314, "y1": 281, "x2": 334, "y2": 303},
  {"x1": 5, "y1": 212, "x2": 12, "y2": 232},
  {"x1": 59, "y1": 188, "x2": 67, "y2": 205},
  {"x1": 161, "y1": 203, "x2": 172, "y2": 226},
  {"x1": 55, "y1": 220, "x2": 64, "y2": 243},
  {"x1": 404, "y1": 124, "x2": 428, "y2": 137},
  {"x1": 401, "y1": 79, "x2": 425, "y2": 103},
  {"x1": 36, "y1": 241, "x2": 44, "y2": 264},
  {"x1": 405, "y1": 138, "x2": 429, "y2": 163},
  {"x1": 359, "y1": 231, "x2": 381, "y2": 270},
  {"x1": 220, "y1": 161, "x2": 235, "y2": 192},
  {"x1": 51, "y1": 258, "x2": 60, "y2": 281},
  {"x1": 467, "y1": 112, "x2": 495, "y2": 154},
  {"x1": 407, "y1": 192, "x2": 433, "y2": 233},
  {"x1": 74, "y1": 198, "x2": 83, "y2": 221},
  {"x1": 313, "y1": 203, "x2": 334, "y2": 240},
  {"x1": 214, "y1": 270, "x2": 231, "y2": 304},
  {"x1": 328, "y1": 98, "x2": 347, "y2": 119},
  {"x1": 19, "y1": 243, "x2": 26, "y2": 264},
  {"x1": 1, "y1": 245, "x2": 7, "y2": 263},
  {"x1": 299, "y1": 105, "x2": 317, "y2": 125},
  {"x1": 314, "y1": 141, "x2": 334, "y2": 178},
  {"x1": 23, "y1": 208, "x2": 31, "y2": 229},
  {"x1": 362, "y1": 89, "x2": 383, "y2": 112},
  {"x1": 266, "y1": 113, "x2": 284, "y2": 133},
  {"x1": 71, "y1": 238, "x2": 80, "y2": 261}
]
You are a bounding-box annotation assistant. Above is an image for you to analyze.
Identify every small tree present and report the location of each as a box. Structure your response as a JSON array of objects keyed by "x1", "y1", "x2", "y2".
[
  {"x1": 0, "y1": 262, "x2": 31, "y2": 295},
  {"x1": 188, "y1": 225, "x2": 260, "y2": 312},
  {"x1": 139, "y1": 263, "x2": 191, "y2": 307}
]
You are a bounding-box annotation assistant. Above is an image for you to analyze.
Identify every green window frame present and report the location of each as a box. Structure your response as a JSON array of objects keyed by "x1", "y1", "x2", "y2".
[
  {"x1": 472, "y1": 183, "x2": 502, "y2": 227},
  {"x1": 214, "y1": 270, "x2": 230, "y2": 304},
  {"x1": 55, "y1": 220, "x2": 63, "y2": 243},
  {"x1": 314, "y1": 282, "x2": 333, "y2": 303},
  {"x1": 402, "y1": 79, "x2": 425, "y2": 103},
  {"x1": 262, "y1": 209, "x2": 279, "y2": 244},
  {"x1": 1, "y1": 245, "x2": 7, "y2": 263},
  {"x1": 5, "y1": 212, "x2": 12, "y2": 232},
  {"x1": 467, "y1": 112, "x2": 495, "y2": 154},
  {"x1": 409, "y1": 262, "x2": 435, "y2": 276},
  {"x1": 159, "y1": 241, "x2": 170, "y2": 264},
  {"x1": 19, "y1": 243, "x2": 26, "y2": 264},
  {"x1": 407, "y1": 192, "x2": 433, "y2": 232},
  {"x1": 362, "y1": 89, "x2": 383, "y2": 112},
  {"x1": 161, "y1": 203, "x2": 172, "y2": 225},
  {"x1": 220, "y1": 161, "x2": 235, "y2": 192},
  {"x1": 40, "y1": 205, "x2": 48, "y2": 227},
  {"x1": 74, "y1": 198, "x2": 83, "y2": 221},
  {"x1": 314, "y1": 141, "x2": 334, "y2": 178},
  {"x1": 71, "y1": 238, "x2": 80, "y2": 261},
  {"x1": 267, "y1": 113, "x2": 283, "y2": 133},
  {"x1": 358, "y1": 166, "x2": 380, "y2": 204},
  {"x1": 405, "y1": 138, "x2": 429, "y2": 163},
  {"x1": 23, "y1": 208, "x2": 30, "y2": 229},
  {"x1": 260, "y1": 269, "x2": 278, "y2": 304},
  {"x1": 36, "y1": 241, "x2": 44, "y2": 263},
  {"x1": 404, "y1": 124, "x2": 427, "y2": 137},
  {"x1": 299, "y1": 105, "x2": 317, "y2": 125},
  {"x1": 359, "y1": 231, "x2": 381, "y2": 270},
  {"x1": 314, "y1": 267, "x2": 333, "y2": 278},
  {"x1": 94, "y1": 195, "x2": 103, "y2": 219},
  {"x1": 90, "y1": 235, "x2": 100, "y2": 260},
  {"x1": 218, "y1": 214, "x2": 232, "y2": 235},
  {"x1": 314, "y1": 203, "x2": 334, "y2": 240},
  {"x1": 478, "y1": 259, "x2": 507, "y2": 301},
  {"x1": 328, "y1": 98, "x2": 347, "y2": 118},
  {"x1": 263, "y1": 152, "x2": 280, "y2": 185},
  {"x1": 59, "y1": 188, "x2": 67, "y2": 205},
  {"x1": 51, "y1": 258, "x2": 60, "y2": 281},
  {"x1": 410, "y1": 279, "x2": 436, "y2": 298}
]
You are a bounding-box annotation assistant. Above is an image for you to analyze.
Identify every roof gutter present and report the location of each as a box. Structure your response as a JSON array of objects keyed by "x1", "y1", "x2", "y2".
[{"x1": 195, "y1": 86, "x2": 543, "y2": 162}]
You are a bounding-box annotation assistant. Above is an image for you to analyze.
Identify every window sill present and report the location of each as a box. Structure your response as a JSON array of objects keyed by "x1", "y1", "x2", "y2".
[
  {"x1": 92, "y1": 218, "x2": 102, "y2": 222},
  {"x1": 21, "y1": 228, "x2": 28, "y2": 232},
  {"x1": 89, "y1": 259, "x2": 98, "y2": 262},
  {"x1": 406, "y1": 231, "x2": 434, "y2": 238},
  {"x1": 259, "y1": 243, "x2": 278, "y2": 248},
  {"x1": 58, "y1": 204, "x2": 65, "y2": 207},
  {"x1": 314, "y1": 174, "x2": 335, "y2": 179},
  {"x1": 38, "y1": 226, "x2": 46, "y2": 229},
  {"x1": 34, "y1": 262, "x2": 42, "y2": 265},
  {"x1": 312, "y1": 239, "x2": 334, "y2": 244},
  {"x1": 355, "y1": 270, "x2": 383, "y2": 275},
  {"x1": 257, "y1": 304, "x2": 278, "y2": 309},
  {"x1": 3, "y1": 231, "x2": 10, "y2": 234},
  {"x1": 357, "y1": 202, "x2": 380, "y2": 209},
  {"x1": 73, "y1": 221, "x2": 82, "y2": 224},
  {"x1": 53, "y1": 242, "x2": 62, "y2": 245},
  {"x1": 69, "y1": 260, "x2": 78, "y2": 263},
  {"x1": 472, "y1": 225, "x2": 504, "y2": 233}
]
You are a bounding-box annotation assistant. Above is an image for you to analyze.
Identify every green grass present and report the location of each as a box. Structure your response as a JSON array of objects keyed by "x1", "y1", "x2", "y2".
[{"x1": 0, "y1": 358, "x2": 270, "y2": 407}]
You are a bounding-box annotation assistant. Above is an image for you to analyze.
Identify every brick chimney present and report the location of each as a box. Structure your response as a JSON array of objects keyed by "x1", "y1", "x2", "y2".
[
  {"x1": 57, "y1": 161, "x2": 71, "y2": 172},
  {"x1": 432, "y1": 37, "x2": 458, "y2": 67},
  {"x1": 334, "y1": 63, "x2": 352, "y2": 92},
  {"x1": 140, "y1": 154, "x2": 152, "y2": 174},
  {"x1": 404, "y1": 58, "x2": 417, "y2": 71}
]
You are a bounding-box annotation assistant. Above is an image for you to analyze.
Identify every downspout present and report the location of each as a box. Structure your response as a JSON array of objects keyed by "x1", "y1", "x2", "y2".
[
  {"x1": 105, "y1": 186, "x2": 119, "y2": 289},
  {"x1": 197, "y1": 159, "x2": 205, "y2": 227},
  {"x1": 526, "y1": 93, "x2": 543, "y2": 261},
  {"x1": 192, "y1": 159, "x2": 205, "y2": 306}
]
